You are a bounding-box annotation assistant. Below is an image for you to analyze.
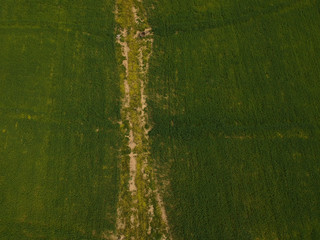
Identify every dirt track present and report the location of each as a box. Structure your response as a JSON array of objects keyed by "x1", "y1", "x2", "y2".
[{"x1": 114, "y1": 0, "x2": 171, "y2": 239}]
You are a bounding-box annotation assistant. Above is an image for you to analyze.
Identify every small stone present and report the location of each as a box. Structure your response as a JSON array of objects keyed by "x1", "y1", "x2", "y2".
[{"x1": 139, "y1": 31, "x2": 146, "y2": 37}]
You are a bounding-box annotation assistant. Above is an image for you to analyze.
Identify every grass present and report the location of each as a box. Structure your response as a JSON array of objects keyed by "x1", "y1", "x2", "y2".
[
  {"x1": 2, "y1": 0, "x2": 320, "y2": 239},
  {"x1": 115, "y1": 0, "x2": 169, "y2": 238},
  {"x1": 0, "y1": 1, "x2": 120, "y2": 239},
  {"x1": 145, "y1": 0, "x2": 320, "y2": 239}
]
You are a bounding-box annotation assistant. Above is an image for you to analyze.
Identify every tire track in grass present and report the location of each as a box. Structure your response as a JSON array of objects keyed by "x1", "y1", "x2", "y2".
[{"x1": 114, "y1": 0, "x2": 171, "y2": 239}]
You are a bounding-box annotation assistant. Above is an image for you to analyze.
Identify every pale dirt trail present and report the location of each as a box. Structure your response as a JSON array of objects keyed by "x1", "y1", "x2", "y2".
[{"x1": 113, "y1": 0, "x2": 171, "y2": 239}]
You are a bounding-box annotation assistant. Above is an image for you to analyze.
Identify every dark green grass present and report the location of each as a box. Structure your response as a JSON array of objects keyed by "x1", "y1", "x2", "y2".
[
  {"x1": 0, "y1": 1, "x2": 119, "y2": 239},
  {"x1": 146, "y1": 0, "x2": 320, "y2": 239}
]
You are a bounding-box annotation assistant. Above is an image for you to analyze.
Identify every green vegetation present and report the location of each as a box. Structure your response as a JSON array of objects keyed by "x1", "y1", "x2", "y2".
[
  {"x1": 145, "y1": 0, "x2": 320, "y2": 239},
  {"x1": 2, "y1": 0, "x2": 320, "y2": 239},
  {"x1": 115, "y1": 0, "x2": 169, "y2": 238},
  {"x1": 0, "y1": 1, "x2": 120, "y2": 239}
]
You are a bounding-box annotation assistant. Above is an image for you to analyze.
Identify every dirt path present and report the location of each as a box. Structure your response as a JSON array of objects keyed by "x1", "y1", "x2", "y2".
[{"x1": 114, "y1": 0, "x2": 171, "y2": 239}]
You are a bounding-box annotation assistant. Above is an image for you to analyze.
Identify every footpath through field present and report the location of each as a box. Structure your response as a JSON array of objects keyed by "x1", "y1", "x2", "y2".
[{"x1": 114, "y1": 0, "x2": 170, "y2": 239}]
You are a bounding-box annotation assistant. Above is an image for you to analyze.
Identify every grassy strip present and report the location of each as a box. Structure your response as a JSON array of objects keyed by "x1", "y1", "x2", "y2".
[{"x1": 115, "y1": 0, "x2": 169, "y2": 239}]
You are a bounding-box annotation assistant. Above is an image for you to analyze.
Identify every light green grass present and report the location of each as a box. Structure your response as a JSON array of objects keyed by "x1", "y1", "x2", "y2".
[{"x1": 0, "y1": 1, "x2": 120, "y2": 239}]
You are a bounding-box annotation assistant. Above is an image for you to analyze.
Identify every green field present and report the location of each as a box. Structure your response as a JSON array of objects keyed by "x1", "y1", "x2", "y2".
[
  {"x1": 0, "y1": 1, "x2": 120, "y2": 239},
  {"x1": 1, "y1": 0, "x2": 320, "y2": 239},
  {"x1": 145, "y1": 0, "x2": 320, "y2": 239}
]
